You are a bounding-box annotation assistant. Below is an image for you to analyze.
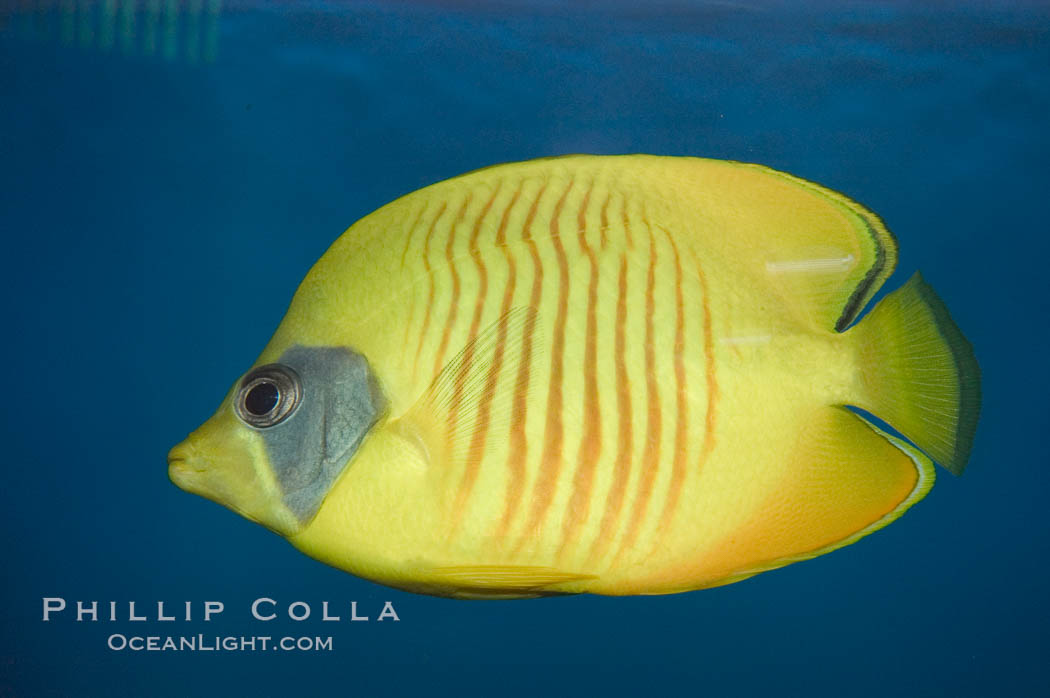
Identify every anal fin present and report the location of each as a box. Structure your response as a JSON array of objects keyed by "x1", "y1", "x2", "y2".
[{"x1": 700, "y1": 406, "x2": 935, "y2": 583}]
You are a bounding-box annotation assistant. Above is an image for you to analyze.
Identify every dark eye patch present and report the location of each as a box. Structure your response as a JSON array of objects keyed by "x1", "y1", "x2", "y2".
[{"x1": 242, "y1": 345, "x2": 386, "y2": 526}]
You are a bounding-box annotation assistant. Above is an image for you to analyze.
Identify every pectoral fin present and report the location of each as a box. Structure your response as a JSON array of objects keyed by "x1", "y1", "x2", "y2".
[{"x1": 394, "y1": 307, "x2": 541, "y2": 513}]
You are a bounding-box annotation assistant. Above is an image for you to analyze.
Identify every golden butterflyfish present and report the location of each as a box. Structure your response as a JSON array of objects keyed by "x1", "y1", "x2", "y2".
[{"x1": 168, "y1": 155, "x2": 980, "y2": 599}]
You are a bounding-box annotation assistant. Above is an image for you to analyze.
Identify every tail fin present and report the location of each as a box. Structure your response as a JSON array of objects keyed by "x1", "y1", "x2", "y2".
[{"x1": 850, "y1": 273, "x2": 981, "y2": 475}]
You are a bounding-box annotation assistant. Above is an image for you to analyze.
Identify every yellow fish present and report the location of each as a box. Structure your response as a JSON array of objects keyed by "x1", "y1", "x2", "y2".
[{"x1": 168, "y1": 155, "x2": 980, "y2": 599}]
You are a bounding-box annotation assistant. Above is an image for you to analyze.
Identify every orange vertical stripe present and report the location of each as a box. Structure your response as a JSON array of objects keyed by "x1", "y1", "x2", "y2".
[
  {"x1": 400, "y1": 202, "x2": 429, "y2": 270},
  {"x1": 614, "y1": 218, "x2": 662, "y2": 563},
  {"x1": 413, "y1": 202, "x2": 448, "y2": 376},
  {"x1": 487, "y1": 184, "x2": 525, "y2": 545},
  {"x1": 651, "y1": 229, "x2": 689, "y2": 543},
  {"x1": 559, "y1": 184, "x2": 600, "y2": 558},
  {"x1": 518, "y1": 178, "x2": 574, "y2": 546},
  {"x1": 621, "y1": 194, "x2": 634, "y2": 249},
  {"x1": 693, "y1": 248, "x2": 719, "y2": 469},
  {"x1": 431, "y1": 194, "x2": 473, "y2": 382},
  {"x1": 497, "y1": 183, "x2": 548, "y2": 545},
  {"x1": 599, "y1": 187, "x2": 610, "y2": 249},
  {"x1": 400, "y1": 203, "x2": 430, "y2": 354},
  {"x1": 448, "y1": 182, "x2": 503, "y2": 533},
  {"x1": 586, "y1": 251, "x2": 633, "y2": 568}
]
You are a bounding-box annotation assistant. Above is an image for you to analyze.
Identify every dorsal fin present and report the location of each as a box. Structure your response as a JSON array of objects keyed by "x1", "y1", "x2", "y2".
[{"x1": 736, "y1": 163, "x2": 898, "y2": 332}]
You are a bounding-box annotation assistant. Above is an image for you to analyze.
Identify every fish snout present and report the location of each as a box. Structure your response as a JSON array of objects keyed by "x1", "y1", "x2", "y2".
[
  {"x1": 167, "y1": 441, "x2": 191, "y2": 465},
  {"x1": 165, "y1": 417, "x2": 302, "y2": 537},
  {"x1": 167, "y1": 439, "x2": 203, "y2": 488}
]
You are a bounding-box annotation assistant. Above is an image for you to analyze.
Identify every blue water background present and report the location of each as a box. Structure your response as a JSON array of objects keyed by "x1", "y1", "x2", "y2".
[{"x1": 2, "y1": 1, "x2": 1048, "y2": 695}]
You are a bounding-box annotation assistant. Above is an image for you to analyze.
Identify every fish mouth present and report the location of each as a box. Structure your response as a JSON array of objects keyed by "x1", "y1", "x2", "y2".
[
  {"x1": 167, "y1": 442, "x2": 205, "y2": 489},
  {"x1": 168, "y1": 458, "x2": 194, "y2": 488},
  {"x1": 167, "y1": 442, "x2": 191, "y2": 464},
  {"x1": 167, "y1": 456, "x2": 199, "y2": 470}
]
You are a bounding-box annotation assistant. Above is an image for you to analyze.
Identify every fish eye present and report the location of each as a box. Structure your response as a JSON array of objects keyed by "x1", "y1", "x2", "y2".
[{"x1": 234, "y1": 363, "x2": 302, "y2": 428}]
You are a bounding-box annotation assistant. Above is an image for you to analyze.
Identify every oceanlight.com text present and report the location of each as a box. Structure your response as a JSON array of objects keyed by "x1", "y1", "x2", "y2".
[{"x1": 107, "y1": 634, "x2": 333, "y2": 652}]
